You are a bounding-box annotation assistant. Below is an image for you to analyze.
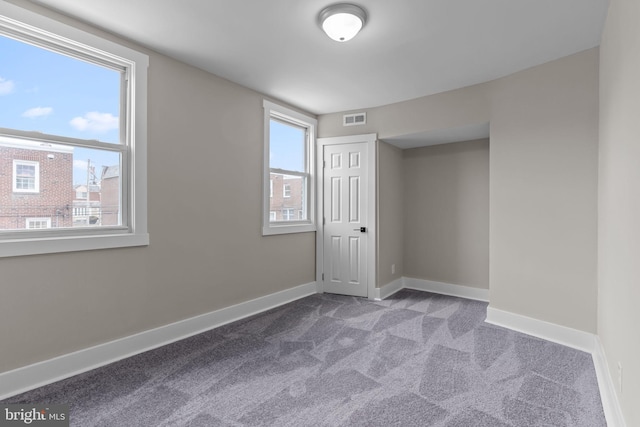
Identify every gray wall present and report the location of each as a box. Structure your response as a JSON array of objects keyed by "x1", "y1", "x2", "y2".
[
  {"x1": 489, "y1": 49, "x2": 599, "y2": 333},
  {"x1": 377, "y1": 141, "x2": 404, "y2": 287},
  {"x1": 318, "y1": 83, "x2": 490, "y2": 140},
  {"x1": 319, "y1": 48, "x2": 599, "y2": 333},
  {"x1": 403, "y1": 139, "x2": 489, "y2": 289},
  {"x1": 0, "y1": 2, "x2": 316, "y2": 374},
  {"x1": 599, "y1": 0, "x2": 640, "y2": 424},
  {"x1": 2, "y1": 1, "x2": 604, "y2": 386}
]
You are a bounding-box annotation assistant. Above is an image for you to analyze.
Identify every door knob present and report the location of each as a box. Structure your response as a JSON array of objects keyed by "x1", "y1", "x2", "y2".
[{"x1": 353, "y1": 227, "x2": 367, "y2": 233}]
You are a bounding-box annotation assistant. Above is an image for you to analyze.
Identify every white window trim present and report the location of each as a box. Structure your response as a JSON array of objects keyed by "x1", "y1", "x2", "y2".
[
  {"x1": 0, "y1": 3, "x2": 148, "y2": 258},
  {"x1": 283, "y1": 183, "x2": 291, "y2": 198},
  {"x1": 13, "y1": 160, "x2": 39, "y2": 193},
  {"x1": 26, "y1": 217, "x2": 51, "y2": 229},
  {"x1": 263, "y1": 100, "x2": 317, "y2": 235}
]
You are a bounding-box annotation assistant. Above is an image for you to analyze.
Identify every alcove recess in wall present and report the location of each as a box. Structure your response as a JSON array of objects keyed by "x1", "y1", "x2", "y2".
[{"x1": 383, "y1": 122, "x2": 489, "y2": 149}]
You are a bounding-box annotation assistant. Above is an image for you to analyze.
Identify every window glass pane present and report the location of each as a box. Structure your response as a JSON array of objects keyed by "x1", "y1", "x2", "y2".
[
  {"x1": 0, "y1": 35, "x2": 121, "y2": 143},
  {"x1": 15, "y1": 163, "x2": 36, "y2": 190},
  {"x1": 269, "y1": 119, "x2": 305, "y2": 172},
  {"x1": 0, "y1": 136, "x2": 121, "y2": 230},
  {"x1": 73, "y1": 148, "x2": 121, "y2": 227},
  {"x1": 269, "y1": 173, "x2": 307, "y2": 222}
]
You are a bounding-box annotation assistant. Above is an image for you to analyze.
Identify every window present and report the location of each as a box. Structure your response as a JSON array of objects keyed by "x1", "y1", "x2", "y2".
[
  {"x1": 263, "y1": 101, "x2": 317, "y2": 235},
  {"x1": 282, "y1": 209, "x2": 295, "y2": 220},
  {"x1": 269, "y1": 211, "x2": 276, "y2": 221},
  {"x1": 13, "y1": 160, "x2": 39, "y2": 193},
  {"x1": 26, "y1": 218, "x2": 51, "y2": 229},
  {"x1": 0, "y1": 3, "x2": 148, "y2": 257}
]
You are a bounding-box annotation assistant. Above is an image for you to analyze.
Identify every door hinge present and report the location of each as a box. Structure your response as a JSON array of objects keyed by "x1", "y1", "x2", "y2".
[
  {"x1": 323, "y1": 161, "x2": 326, "y2": 169},
  {"x1": 323, "y1": 217, "x2": 326, "y2": 225},
  {"x1": 322, "y1": 273, "x2": 324, "y2": 281}
]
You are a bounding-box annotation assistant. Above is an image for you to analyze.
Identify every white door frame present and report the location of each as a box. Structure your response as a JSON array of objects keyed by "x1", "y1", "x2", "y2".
[{"x1": 316, "y1": 133, "x2": 377, "y2": 299}]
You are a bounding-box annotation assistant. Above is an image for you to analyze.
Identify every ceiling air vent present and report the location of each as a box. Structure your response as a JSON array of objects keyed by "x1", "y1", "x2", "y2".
[{"x1": 343, "y1": 112, "x2": 366, "y2": 126}]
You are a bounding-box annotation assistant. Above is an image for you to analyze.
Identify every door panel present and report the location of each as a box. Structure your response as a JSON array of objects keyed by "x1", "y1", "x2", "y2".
[
  {"x1": 322, "y1": 142, "x2": 368, "y2": 297},
  {"x1": 349, "y1": 176, "x2": 360, "y2": 222}
]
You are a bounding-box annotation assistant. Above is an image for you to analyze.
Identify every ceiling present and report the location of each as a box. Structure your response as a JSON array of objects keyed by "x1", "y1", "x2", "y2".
[
  {"x1": 383, "y1": 123, "x2": 490, "y2": 150},
  {"x1": 29, "y1": 0, "x2": 608, "y2": 116}
]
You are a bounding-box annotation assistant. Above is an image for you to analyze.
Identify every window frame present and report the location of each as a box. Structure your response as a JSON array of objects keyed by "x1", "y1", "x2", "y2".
[
  {"x1": 13, "y1": 159, "x2": 40, "y2": 193},
  {"x1": 0, "y1": 3, "x2": 148, "y2": 258},
  {"x1": 263, "y1": 100, "x2": 316, "y2": 235}
]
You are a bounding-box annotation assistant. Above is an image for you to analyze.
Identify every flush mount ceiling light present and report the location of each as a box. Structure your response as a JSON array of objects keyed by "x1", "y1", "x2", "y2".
[{"x1": 318, "y1": 3, "x2": 367, "y2": 42}]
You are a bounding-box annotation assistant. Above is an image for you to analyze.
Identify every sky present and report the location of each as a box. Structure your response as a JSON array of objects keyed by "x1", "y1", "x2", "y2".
[
  {"x1": 270, "y1": 119, "x2": 305, "y2": 173},
  {"x1": 0, "y1": 34, "x2": 121, "y2": 185}
]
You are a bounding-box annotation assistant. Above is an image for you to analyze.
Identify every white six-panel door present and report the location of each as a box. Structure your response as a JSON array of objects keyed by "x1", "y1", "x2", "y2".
[{"x1": 322, "y1": 142, "x2": 368, "y2": 297}]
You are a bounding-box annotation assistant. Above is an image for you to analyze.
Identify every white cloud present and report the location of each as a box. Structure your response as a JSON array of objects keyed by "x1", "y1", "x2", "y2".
[
  {"x1": 70, "y1": 112, "x2": 119, "y2": 132},
  {"x1": 22, "y1": 107, "x2": 53, "y2": 118},
  {"x1": 73, "y1": 159, "x2": 88, "y2": 170},
  {"x1": 0, "y1": 77, "x2": 15, "y2": 95}
]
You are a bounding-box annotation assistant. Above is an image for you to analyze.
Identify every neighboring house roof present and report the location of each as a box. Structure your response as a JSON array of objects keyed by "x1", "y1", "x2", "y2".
[
  {"x1": 74, "y1": 184, "x2": 101, "y2": 192},
  {"x1": 0, "y1": 136, "x2": 74, "y2": 153},
  {"x1": 101, "y1": 165, "x2": 119, "y2": 179}
]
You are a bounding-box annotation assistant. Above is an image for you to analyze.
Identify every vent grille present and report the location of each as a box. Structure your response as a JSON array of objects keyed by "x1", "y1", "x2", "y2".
[{"x1": 343, "y1": 112, "x2": 366, "y2": 126}]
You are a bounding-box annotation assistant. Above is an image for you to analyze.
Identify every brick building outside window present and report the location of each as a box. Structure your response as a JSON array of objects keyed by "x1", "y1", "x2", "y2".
[
  {"x1": 269, "y1": 173, "x2": 305, "y2": 222},
  {"x1": 0, "y1": 137, "x2": 73, "y2": 230}
]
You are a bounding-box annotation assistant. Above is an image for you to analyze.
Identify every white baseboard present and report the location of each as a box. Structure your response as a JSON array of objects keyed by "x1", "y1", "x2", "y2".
[
  {"x1": 485, "y1": 306, "x2": 596, "y2": 353},
  {"x1": 0, "y1": 281, "x2": 318, "y2": 401},
  {"x1": 1, "y1": 280, "x2": 626, "y2": 427},
  {"x1": 592, "y1": 337, "x2": 627, "y2": 427},
  {"x1": 403, "y1": 277, "x2": 490, "y2": 302},
  {"x1": 486, "y1": 307, "x2": 626, "y2": 426},
  {"x1": 373, "y1": 277, "x2": 404, "y2": 300}
]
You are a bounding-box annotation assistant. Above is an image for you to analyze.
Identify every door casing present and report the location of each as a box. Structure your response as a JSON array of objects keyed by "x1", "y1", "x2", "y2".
[{"x1": 316, "y1": 133, "x2": 377, "y2": 298}]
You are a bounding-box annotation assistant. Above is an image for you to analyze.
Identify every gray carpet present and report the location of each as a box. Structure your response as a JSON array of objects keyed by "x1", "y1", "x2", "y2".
[{"x1": 3, "y1": 290, "x2": 607, "y2": 426}]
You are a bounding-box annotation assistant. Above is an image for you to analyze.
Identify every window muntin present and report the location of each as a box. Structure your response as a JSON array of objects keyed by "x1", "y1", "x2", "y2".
[
  {"x1": 0, "y1": 3, "x2": 148, "y2": 257},
  {"x1": 263, "y1": 100, "x2": 316, "y2": 235}
]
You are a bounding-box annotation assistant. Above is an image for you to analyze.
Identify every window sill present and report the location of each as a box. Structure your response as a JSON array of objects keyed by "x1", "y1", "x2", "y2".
[
  {"x1": 0, "y1": 232, "x2": 149, "y2": 258},
  {"x1": 262, "y1": 224, "x2": 316, "y2": 236}
]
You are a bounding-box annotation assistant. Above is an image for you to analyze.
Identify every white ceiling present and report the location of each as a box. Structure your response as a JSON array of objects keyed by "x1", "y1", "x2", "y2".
[{"x1": 29, "y1": 0, "x2": 608, "y2": 116}]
